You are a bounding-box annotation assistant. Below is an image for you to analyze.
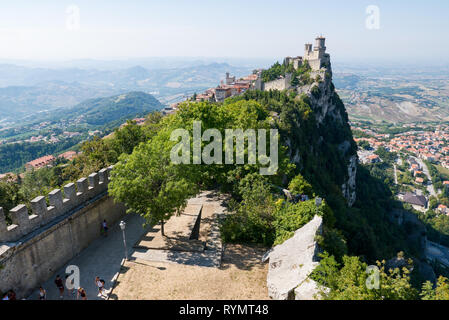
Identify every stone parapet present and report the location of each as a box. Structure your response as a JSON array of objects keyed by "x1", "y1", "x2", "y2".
[{"x1": 0, "y1": 166, "x2": 113, "y2": 243}]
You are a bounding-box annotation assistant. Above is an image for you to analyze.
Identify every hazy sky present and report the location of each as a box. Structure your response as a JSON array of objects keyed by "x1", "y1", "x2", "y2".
[{"x1": 0, "y1": 0, "x2": 448, "y2": 64}]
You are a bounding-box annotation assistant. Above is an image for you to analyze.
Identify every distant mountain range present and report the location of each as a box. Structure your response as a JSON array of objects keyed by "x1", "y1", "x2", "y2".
[
  {"x1": 37, "y1": 91, "x2": 163, "y2": 127},
  {"x1": 0, "y1": 91, "x2": 164, "y2": 173},
  {"x1": 0, "y1": 62, "x2": 253, "y2": 122}
]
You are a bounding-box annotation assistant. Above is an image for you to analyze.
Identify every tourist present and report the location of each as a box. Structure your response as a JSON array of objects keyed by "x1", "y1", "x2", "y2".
[
  {"x1": 38, "y1": 287, "x2": 46, "y2": 300},
  {"x1": 95, "y1": 276, "x2": 106, "y2": 297},
  {"x1": 77, "y1": 287, "x2": 87, "y2": 300},
  {"x1": 54, "y1": 275, "x2": 64, "y2": 299},
  {"x1": 7, "y1": 290, "x2": 16, "y2": 300},
  {"x1": 101, "y1": 219, "x2": 109, "y2": 237},
  {"x1": 102, "y1": 219, "x2": 108, "y2": 237}
]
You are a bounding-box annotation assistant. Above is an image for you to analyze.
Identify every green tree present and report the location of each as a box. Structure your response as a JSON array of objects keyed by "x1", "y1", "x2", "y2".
[
  {"x1": 288, "y1": 173, "x2": 314, "y2": 197},
  {"x1": 221, "y1": 173, "x2": 276, "y2": 246},
  {"x1": 429, "y1": 196, "x2": 438, "y2": 210},
  {"x1": 358, "y1": 140, "x2": 371, "y2": 150},
  {"x1": 111, "y1": 120, "x2": 146, "y2": 155},
  {"x1": 0, "y1": 179, "x2": 23, "y2": 215},
  {"x1": 290, "y1": 75, "x2": 299, "y2": 87},
  {"x1": 76, "y1": 136, "x2": 118, "y2": 176},
  {"x1": 311, "y1": 253, "x2": 419, "y2": 300},
  {"x1": 421, "y1": 276, "x2": 449, "y2": 300},
  {"x1": 108, "y1": 129, "x2": 198, "y2": 236}
]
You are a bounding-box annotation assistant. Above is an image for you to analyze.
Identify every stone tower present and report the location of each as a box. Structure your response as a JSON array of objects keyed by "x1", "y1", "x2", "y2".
[
  {"x1": 303, "y1": 36, "x2": 330, "y2": 71},
  {"x1": 314, "y1": 36, "x2": 326, "y2": 59},
  {"x1": 304, "y1": 43, "x2": 312, "y2": 55}
]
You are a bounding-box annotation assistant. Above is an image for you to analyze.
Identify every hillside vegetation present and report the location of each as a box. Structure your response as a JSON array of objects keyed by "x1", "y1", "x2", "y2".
[
  {"x1": 0, "y1": 91, "x2": 163, "y2": 173},
  {"x1": 2, "y1": 82, "x2": 449, "y2": 299},
  {"x1": 58, "y1": 91, "x2": 163, "y2": 126}
]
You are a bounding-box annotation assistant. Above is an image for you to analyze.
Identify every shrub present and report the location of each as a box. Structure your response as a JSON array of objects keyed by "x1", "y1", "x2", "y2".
[
  {"x1": 220, "y1": 174, "x2": 276, "y2": 246},
  {"x1": 288, "y1": 173, "x2": 314, "y2": 197},
  {"x1": 311, "y1": 85, "x2": 321, "y2": 98},
  {"x1": 273, "y1": 199, "x2": 328, "y2": 245}
]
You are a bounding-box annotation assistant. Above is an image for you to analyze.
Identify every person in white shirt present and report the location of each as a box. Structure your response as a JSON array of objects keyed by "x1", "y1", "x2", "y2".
[
  {"x1": 38, "y1": 287, "x2": 46, "y2": 300},
  {"x1": 95, "y1": 276, "x2": 106, "y2": 297},
  {"x1": 102, "y1": 220, "x2": 108, "y2": 237}
]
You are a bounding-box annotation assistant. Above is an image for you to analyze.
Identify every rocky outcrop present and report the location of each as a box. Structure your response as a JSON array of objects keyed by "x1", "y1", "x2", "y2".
[
  {"x1": 389, "y1": 209, "x2": 427, "y2": 252},
  {"x1": 342, "y1": 155, "x2": 357, "y2": 207},
  {"x1": 295, "y1": 62, "x2": 357, "y2": 207},
  {"x1": 262, "y1": 215, "x2": 323, "y2": 300}
]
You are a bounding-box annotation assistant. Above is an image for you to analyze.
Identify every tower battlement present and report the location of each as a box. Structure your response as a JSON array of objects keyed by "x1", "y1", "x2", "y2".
[
  {"x1": 303, "y1": 36, "x2": 330, "y2": 71},
  {"x1": 0, "y1": 166, "x2": 114, "y2": 243},
  {"x1": 281, "y1": 37, "x2": 330, "y2": 73}
]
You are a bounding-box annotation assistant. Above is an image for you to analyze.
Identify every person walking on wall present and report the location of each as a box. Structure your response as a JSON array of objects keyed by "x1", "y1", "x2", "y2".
[
  {"x1": 77, "y1": 287, "x2": 87, "y2": 300},
  {"x1": 101, "y1": 219, "x2": 108, "y2": 237},
  {"x1": 38, "y1": 287, "x2": 46, "y2": 300},
  {"x1": 54, "y1": 275, "x2": 64, "y2": 299},
  {"x1": 95, "y1": 276, "x2": 106, "y2": 297}
]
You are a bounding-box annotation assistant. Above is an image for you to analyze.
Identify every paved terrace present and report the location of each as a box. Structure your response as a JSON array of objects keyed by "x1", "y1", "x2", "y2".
[
  {"x1": 28, "y1": 212, "x2": 148, "y2": 300},
  {"x1": 132, "y1": 191, "x2": 228, "y2": 268},
  {"x1": 27, "y1": 191, "x2": 228, "y2": 300}
]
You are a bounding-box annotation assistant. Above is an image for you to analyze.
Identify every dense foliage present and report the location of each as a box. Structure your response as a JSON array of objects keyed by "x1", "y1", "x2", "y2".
[
  {"x1": 0, "y1": 91, "x2": 163, "y2": 173},
  {"x1": 310, "y1": 253, "x2": 419, "y2": 300},
  {"x1": 261, "y1": 60, "x2": 312, "y2": 86},
  {"x1": 0, "y1": 135, "x2": 85, "y2": 173},
  {"x1": 0, "y1": 118, "x2": 152, "y2": 221},
  {"x1": 108, "y1": 99, "x2": 294, "y2": 233},
  {"x1": 3, "y1": 82, "x2": 447, "y2": 299},
  {"x1": 55, "y1": 91, "x2": 163, "y2": 126}
]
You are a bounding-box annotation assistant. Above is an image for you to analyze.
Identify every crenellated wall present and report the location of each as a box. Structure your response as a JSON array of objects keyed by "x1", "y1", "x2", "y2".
[
  {"x1": 0, "y1": 166, "x2": 127, "y2": 298},
  {"x1": 0, "y1": 168, "x2": 111, "y2": 243}
]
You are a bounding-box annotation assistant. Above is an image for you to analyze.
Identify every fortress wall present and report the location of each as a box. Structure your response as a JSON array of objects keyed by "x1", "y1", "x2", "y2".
[
  {"x1": 307, "y1": 59, "x2": 322, "y2": 72},
  {"x1": 264, "y1": 74, "x2": 292, "y2": 91},
  {"x1": 0, "y1": 166, "x2": 113, "y2": 243},
  {"x1": 0, "y1": 166, "x2": 126, "y2": 298}
]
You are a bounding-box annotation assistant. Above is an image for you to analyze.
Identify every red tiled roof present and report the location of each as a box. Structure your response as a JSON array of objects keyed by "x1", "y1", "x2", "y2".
[{"x1": 26, "y1": 155, "x2": 55, "y2": 168}]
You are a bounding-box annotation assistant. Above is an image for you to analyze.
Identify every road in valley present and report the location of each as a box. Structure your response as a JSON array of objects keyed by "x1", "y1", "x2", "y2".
[
  {"x1": 413, "y1": 157, "x2": 437, "y2": 198},
  {"x1": 393, "y1": 164, "x2": 398, "y2": 185}
]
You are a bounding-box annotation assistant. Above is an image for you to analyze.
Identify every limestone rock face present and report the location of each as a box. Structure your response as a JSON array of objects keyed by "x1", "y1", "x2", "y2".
[
  {"x1": 294, "y1": 62, "x2": 357, "y2": 207},
  {"x1": 294, "y1": 278, "x2": 323, "y2": 300},
  {"x1": 342, "y1": 155, "x2": 357, "y2": 207},
  {"x1": 263, "y1": 215, "x2": 323, "y2": 300}
]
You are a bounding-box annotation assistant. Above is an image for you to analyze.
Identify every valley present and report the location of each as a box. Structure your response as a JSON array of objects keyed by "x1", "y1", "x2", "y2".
[
  {"x1": 334, "y1": 65, "x2": 449, "y2": 123},
  {"x1": 0, "y1": 91, "x2": 162, "y2": 173}
]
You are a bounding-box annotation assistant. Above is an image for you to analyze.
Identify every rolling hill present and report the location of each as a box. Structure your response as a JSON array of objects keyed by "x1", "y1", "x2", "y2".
[{"x1": 60, "y1": 91, "x2": 163, "y2": 126}]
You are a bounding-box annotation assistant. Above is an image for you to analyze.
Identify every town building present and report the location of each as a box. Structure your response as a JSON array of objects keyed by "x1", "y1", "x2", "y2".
[
  {"x1": 25, "y1": 155, "x2": 56, "y2": 171},
  {"x1": 402, "y1": 192, "x2": 428, "y2": 210},
  {"x1": 58, "y1": 151, "x2": 78, "y2": 161},
  {"x1": 438, "y1": 204, "x2": 448, "y2": 215}
]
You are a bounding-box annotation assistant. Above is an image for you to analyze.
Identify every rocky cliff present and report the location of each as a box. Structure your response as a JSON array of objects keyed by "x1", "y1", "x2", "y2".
[
  {"x1": 261, "y1": 60, "x2": 359, "y2": 299},
  {"x1": 284, "y1": 61, "x2": 358, "y2": 207},
  {"x1": 263, "y1": 215, "x2": 323, "y2": 300}
]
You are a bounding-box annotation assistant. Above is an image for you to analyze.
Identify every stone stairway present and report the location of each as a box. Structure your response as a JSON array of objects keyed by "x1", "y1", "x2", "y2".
[{"x1": 131, "y1": 191, "x2": 228, "y2": 268}]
